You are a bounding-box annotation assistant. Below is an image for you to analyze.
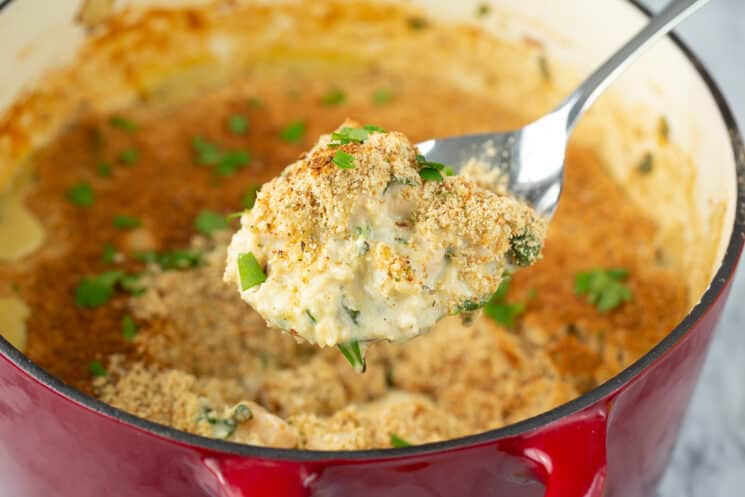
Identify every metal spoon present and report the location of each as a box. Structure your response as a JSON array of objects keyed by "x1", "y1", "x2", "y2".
[{"x1": 417, "y1": 0, "x2": 711, "y2": 217}]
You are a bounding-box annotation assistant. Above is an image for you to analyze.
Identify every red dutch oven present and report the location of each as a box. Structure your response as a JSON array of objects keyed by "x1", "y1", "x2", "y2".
[{"x1": 1, "y1": 0, "x2": 743, "y2": 496}]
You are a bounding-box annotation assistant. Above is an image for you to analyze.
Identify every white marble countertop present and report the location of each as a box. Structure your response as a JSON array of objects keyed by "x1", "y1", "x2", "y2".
[{"x1": 637, "y1": 1, "x2": 745, "y2": 496}]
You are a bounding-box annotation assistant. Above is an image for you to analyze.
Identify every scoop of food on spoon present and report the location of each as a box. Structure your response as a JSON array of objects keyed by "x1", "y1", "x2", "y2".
[{"x1": 223, "y1": 0, "x2": 711, "y2": 371}]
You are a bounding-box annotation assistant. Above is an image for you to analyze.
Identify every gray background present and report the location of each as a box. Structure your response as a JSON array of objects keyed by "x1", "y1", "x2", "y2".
[{"x1": 639, "y1": 0, "x2": 745, "y2": 496}]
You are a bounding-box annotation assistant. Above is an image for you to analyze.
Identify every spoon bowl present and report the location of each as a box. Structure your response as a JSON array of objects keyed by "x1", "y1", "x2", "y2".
[{"x1": 417, "y1": 0, "x2": 711, "y2": 217}]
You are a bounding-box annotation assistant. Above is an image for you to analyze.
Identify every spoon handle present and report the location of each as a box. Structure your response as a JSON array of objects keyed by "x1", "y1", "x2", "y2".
[{"x1": 560, "y1": 0, "x2": 711, "y2": 131}]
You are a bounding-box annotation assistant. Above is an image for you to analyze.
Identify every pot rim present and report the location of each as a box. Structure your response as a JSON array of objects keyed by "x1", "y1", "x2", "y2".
[{"x1": 1, "y1": 0, "x2": 744, "y2": 462}]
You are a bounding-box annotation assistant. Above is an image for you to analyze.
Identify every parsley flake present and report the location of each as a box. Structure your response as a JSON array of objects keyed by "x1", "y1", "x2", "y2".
[
  {"x1": 372, "y1": 88, "x2": 394, "y2": 106},
  {"x1": 338, "y1": 340, "x2": 366, "y2": 372},
  {"x1": 88, "y1": 360, "x2": 108, "y2": 377},
  {"x1": 228, "y1": 114, "x2": 249, "y2": 135},
  {"x1": 280, "y1": 121, "x2": 306, "y2": 143},
  {"x1": 195, "y1": 209, "x2": 229, "y2": 236},
  {"x1": 419, "y1": 167, "x2": 443, "y2": 182},
  {"x1": 118, "y1": 147, "x2": 139, "y2": 165},
  {"x1": 574, "y1": 268, "x2": 632, "y2": 313},
  {"x1": 97, "y1": 162, "x2": 112, "y2": 178},
  {"x1": 75, "y1": 271, "x2": 124, "y2": 308},
  {"x1": 109, "y1": 115, "x2": 138, "y2": 133},
  {"x1": 113, "y1": 215, "x2": 141, "y2": 230},
  {"x1": 333, "y1": 150, "x2": 356, "y2": 169},
  {"x1": 121, "y1": 315, "x2": 138, "y2": 340},
  {"x1": 237, "y1": 252, "x2": 266, "y2": 291},
  {"x1": 102, "y1": 243, "x2": 117, "y2": 264},
  {"x1": 321, "y1": 89, "x2": 346, "y2": 106},
  {"x1": 483, "y1": 277, "x2": 527, "y2": 327},
  {"x1": 66, "y1": 182, "x2": 95, "y2": 207},
  {"x1": 242, "y1": 184, "x2": 261, "y2": 209},
  {"x1": 390, "y1": 434, "x2": 411, "y2": 448}
]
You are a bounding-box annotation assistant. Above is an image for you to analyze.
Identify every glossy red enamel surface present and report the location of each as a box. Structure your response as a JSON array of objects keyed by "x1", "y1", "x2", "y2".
[{"x1": 0, "y1": 276, "x2": 735, "y2": 497}]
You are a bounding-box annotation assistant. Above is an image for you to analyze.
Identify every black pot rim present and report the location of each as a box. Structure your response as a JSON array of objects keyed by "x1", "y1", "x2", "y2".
[{"x1": 1, "y1": 0, "x2": 744, "y2": 462}]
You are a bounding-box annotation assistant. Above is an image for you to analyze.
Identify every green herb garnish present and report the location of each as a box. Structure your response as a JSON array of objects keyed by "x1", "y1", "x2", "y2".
[
  {"x1": 195, "y1": 209, "x2": 229, "y2": 236},
  {"x1": 390, "y1": 434, "x2": 411, "y2": 448},
  {"x1": 305, "y1": 309, "x2": 317, "y2": 323},
  {"x1": 419, "y1": 167, "x2": 443, "y2": 182},
  {"x1": 66, "y1": 182, "x2": 95, "y2": 207},
  {"x1": 384, "y1": 177, "x2": 415, "y2": 194},
  {"x1": 88, "y1": 360, "x2": 108, "y2": 377},
  {"x1": 509, "y1": 232, "x2": 542, "y2": 266},
  {"x1": 118, "y1": 148, "x2": 139, "y2": 165},
  {"x1": 372, "y1": 88, "x2": 394, "y2": 106},
  {"x1": 137, "y1": 249, "x2": 202, "y2": 271},
  {"x1": 363, "y1": 124, "x2": 387, "y2": 133},
  {"x1": 476, "y1": 3, "x2": 490, "y2": 17},
  {"x1": 453, "y1": 299, "x2": 484, "y2": 314},
  {"x1": 342, "y1": 302, "x2": 361, "y2": 325},
  {"x1": 574, "y1": 268, "x2": 632, "y2": 313},
  {"x1": 113, "y1": 215, "x2": 141, "y2": 230},
  {"x1": 193, "y1": 136, "x2": 222, "y2": 165},
  {"x1": 228, "y1": 114, "x2": 249, "y2": 135},
  {"x1": 75, "y1": 271, "x2": 124, "y2": 308},
  {"x1": 109, "y1": 115, "x2": 138, "y2": 133},
  {"x1": 97, "y1": 162, "x2": 112, "y2": 178},
  {"x1": 119, "y1": 273, "x2": 146, "y2": 296},
  {"x1": 280, "y1": 121, "x2": 307, "y2": 143},
  {"x1": 330, "y1": 127, "x2": 369, "y2": 145},
  {"x1": 637, "y1": 152, "x2": 654, "y2": 174},
  {"x1": 102, "y1": 243, "x2": 117, "y2": 264},
  {"x1": 242, "y1": 184, "x2": 261, "y2": 209},
  {"x1": 237, "y1": 252, "x2": 266, "y2": 291},
  {"x1": 121, "y1": 315, "x2": 138, "y2": 340},
  {"x1": 217, "y1": 150, "x2": 251, "y2": 176},
  {"x1": 338, "y1": 340, "x2": 366, "y2": 372},
  {"x1": 333, "y1": 150, "x2": 356, "y2": 169},
  {"x1": 483, "y1": 276, "x2": 526, "y2": 327},
  {"x1": 321, "y1": 89, "x2": 346, "y2": 106}
]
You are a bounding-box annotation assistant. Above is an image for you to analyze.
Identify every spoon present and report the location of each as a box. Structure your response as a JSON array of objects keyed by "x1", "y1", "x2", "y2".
[{"x1": 417, "y1": 0, "x2": 711, "y2": 217}]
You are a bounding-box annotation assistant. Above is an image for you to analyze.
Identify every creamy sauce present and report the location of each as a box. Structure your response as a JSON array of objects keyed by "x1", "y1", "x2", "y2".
[
  {"x1": 0, "y1": 297, "x2": 30, "y2": 351},
  {"x1": 0, "y1": 190, "x2": 44, "y2": 262}
]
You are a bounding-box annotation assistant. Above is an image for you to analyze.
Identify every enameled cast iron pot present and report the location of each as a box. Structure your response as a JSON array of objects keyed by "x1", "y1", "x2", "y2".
[{"x1": 0, "y1": 1, "x2": 743, "y2": 496}]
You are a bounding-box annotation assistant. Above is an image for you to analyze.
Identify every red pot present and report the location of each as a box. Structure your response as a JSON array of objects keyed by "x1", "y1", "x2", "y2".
[{"x1": 1, "y1": 1, "x2": 743, "y2": 496}]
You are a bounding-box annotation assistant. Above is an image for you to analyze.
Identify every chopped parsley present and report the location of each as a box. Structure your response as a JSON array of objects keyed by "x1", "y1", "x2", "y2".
[
  {"x1": 453, "y1": 299, "x2": 484, "y2": 314},
  {"x1": 333, "y1": 150, "x2": 356, "y2": 169},
  {"x1": 119, "y1": 273, "x2": 146, "y2": 296},
  {"x1": 193, "y1": 136, "x2": 222, "y2": 165},
  {"x1": 118, "y1": 147, "x2": 139, "y2": 165},
  {"x1": 195, "y1": 209, "x2": 229, "y2": 236},
  {"x1": 102, "y1": 243, "x2": 117, "y2": 264},
  {"x1": 121, "y1": 315, "x2": 138, "y2": 340},
  {"x1": 509, "y1": 233, "x2": 542, "y2": 266},
  {"x1": 483, "y1": 277, "x2": 527, "y2": 327},
  {"x1": 419, "y1": 167, "x2": 443, "y2": 182},
  {"x1": 305, "y1": 309, "x2": 317, "y2": 323},
  {"x1": 476, "y1": 3, "x2": 490, "y2": 17},
  {"x1": 65, "y1": 182, "x2": 95, "y2": 207},
  {"x1": 228, "y1": 114, "x2": 249, "y2": 135},
  {"x1": 390, "y1": 434, "x2": 411, "y2": 448},
  {"x1": 137, "y1": 249, "x2": 202, "y2": 271},
  {"x1": 637, "y1": 152, "x2": 654, "y2": 174},
  {"x1": 338, "y1": 340, "x2": 366, "y2": 372},
  {"x1": 109, "y1": 115, "x2": 138, "y2": 133},
  {"x1": 237, "y1": 252, "x2": 266, "y2": 291},
  {"x1": 112, "y1": 215, "x2": 141, "y2": 230},
  {"x1": 75, "y1": 271, "x2": 124, "y2": 308},
  {"x1": 342, "y1": 302, "x2": 361, "y2": 325},
  {"x1": 574, "y1": 268, "x2": 632, "y2": 313},
  {"x1": 216, "y1": 150, "x2": 251, "y2": 176},
  {"x1": 321, "y1": 88, "x2": 346, "y2": 106},
  {"x1": 372, "y1": 88, "x2": 394, "y2": 106},
  {"x1": 88, "y1": 360, "x2": 108, "y2": 377},
  {"x1": 363, "y1": 124, "x2": 387, "y2": 133},
  {"x1": 242, "y1": 184, "x2": 261, "y2": 209},
  {"x1": 330, "y1": 127, "x2": 369, "y2": 145},
  {"x1": 97, "y1": 162, "x2": 112, "y2": 178},
  {"x1": 280, "y1": 121, "x2": 306, "y2": 143}
]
